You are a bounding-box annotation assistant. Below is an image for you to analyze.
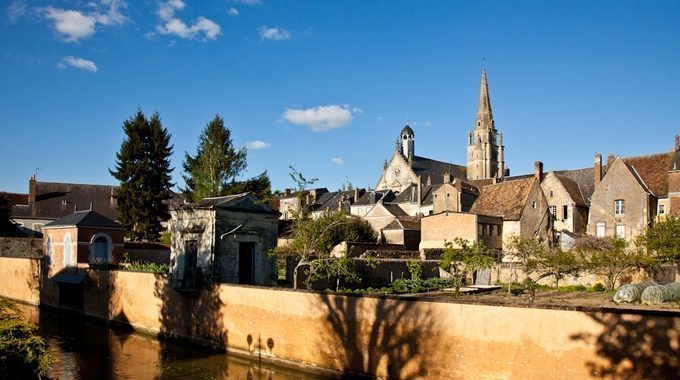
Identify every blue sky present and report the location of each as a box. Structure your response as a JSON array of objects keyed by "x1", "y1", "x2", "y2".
[{"x1": 1, "y1": 1, "x2": 679, "y2": 194}]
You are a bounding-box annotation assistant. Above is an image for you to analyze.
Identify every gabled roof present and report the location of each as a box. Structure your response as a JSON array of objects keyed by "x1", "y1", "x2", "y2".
[
  {"x1": 1, "y1": 192, "x2": 28, "y2": 206},
  {"x1": 383, "y1": 203, "x2": 409, "y2": 217},
  {"x1": 30, "y1": 181, "x2": 119, "y2": 220},
  {"x1": 553, "y1": 173, "x2": 587, "y2": 207},
  {"x1": 44, "y1": 210, "x2": 123, "y2": 229},
  {"x1": 353, "y1": 190, "x2": 395, "y2": 206},
  {"x1": 313, "y1": 189, "x2": 363, "y2": 213},
  {"x1": 469, "y1": 178, "x2": 535, "y2": 220},
  {"x1": 382, "y1": 217, "x2": 421, "y2": 231},
  {"x1": 554, "y1": 167, "x2": 595, "y2": 204},
  {"x1": 178, "y1": 193, "x2": 279, "y2": 215},
  {"x1": 620, "y1": 153, "x2": 672, "y2": 197}
]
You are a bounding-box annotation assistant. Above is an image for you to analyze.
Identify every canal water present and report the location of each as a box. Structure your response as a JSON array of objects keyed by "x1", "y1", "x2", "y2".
[{"x1": 31, "y1": 307, "x2": 332, "y2": 380}]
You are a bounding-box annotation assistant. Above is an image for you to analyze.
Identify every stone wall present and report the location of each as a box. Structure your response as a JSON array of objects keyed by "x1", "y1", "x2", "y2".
[
  {"x1": 0, "y1": 237, "x2": 42, "y2": 258},
  {"x1": 0, "y1": 256, "x2": 41, "y2": 304},
  {"x1": 4, "y1": 256, "x2": 680, "y2": 378}
]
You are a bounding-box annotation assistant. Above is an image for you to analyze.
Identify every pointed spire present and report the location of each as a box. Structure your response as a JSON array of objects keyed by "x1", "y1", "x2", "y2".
[{"x1": 475, "y1": 68, "x2": 494, "y2": 130}]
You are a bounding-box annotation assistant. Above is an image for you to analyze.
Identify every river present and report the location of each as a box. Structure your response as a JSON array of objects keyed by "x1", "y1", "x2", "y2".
[{"x1": 29, "y1": 307, "x2": 332, "y2": 380}]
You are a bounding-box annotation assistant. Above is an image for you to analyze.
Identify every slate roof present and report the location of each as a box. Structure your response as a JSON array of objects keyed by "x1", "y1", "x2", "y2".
[
  {"x1": 382, "y1": 203, "x2": 409, "y2": 217},
  {"x1": 313, "y1": 189, "x2": 364, "y2": 213},
  {"x1": 354, "y1": 190, "x2": 395, "y2": 206},
  {"x1": 410, "y1": 156, "x2": 467, "y2": 185},
  {"x1": 44, "y1": 210, "x2": 123, "y2": 229},
  {"x1": 178, "y1": 193, "x2": 279, "y2": 215},
  {"x1": 0, "y1": 192, "x2": 28, "y2": 206},
  {"x1": 382, "y1": 217, "x2": 421, "y2": 231},
  {"x1": 13, "y1": 181, "x2": 119, "y2": 220},
  {"x1": 469, "y1": 178, "x2": 535, "y2": 220},
  {"x1": 554, "y1": 173, "x2": 587, "y2": 207},
  {"x1": 554, "y1": 167, "x2": 595, "y2": 204},
  {"x1": 620, "y1": 153, "x2": 672, "y2": 197}
]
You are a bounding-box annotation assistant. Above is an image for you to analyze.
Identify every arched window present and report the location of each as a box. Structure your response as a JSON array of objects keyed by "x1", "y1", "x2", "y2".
[
  {"x1": 63, "y1": 234, "x2": 73, "y2": 267},
  {"x1": 45, "y1": 236, "x2": 53, "y2": 268},
  {"x1": 90, "y1": 233, "x2": 112, "y2": 264}
]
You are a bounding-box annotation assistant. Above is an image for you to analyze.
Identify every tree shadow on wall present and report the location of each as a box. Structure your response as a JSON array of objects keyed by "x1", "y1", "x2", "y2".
[
  {"x1": 570, "y1": 312, "x2": 680, "y2": 379},
  {"x1": 154, "y1": 273, "x2": 229, "y2": 377},
  {"x1": 314, "y1": 293, "x2": 445, "y2": 379}
]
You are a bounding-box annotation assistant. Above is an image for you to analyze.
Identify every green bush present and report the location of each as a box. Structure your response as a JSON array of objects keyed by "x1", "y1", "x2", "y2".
[
  {"x1": 591, "y1": 283, "x2": 606, "y2": 292},
  {"x1": 124, "y1": 261, "x2": 169, "y2": 273},
  {"x1": 0, "y1": 298, "x2": 52, "y2": 378}
]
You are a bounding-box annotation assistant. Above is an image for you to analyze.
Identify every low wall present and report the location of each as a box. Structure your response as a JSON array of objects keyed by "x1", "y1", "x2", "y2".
[
  {"x1": 0, "y1": 257, "x2": 41, "y2": 305},
  {"x1": 35, "y1": 267, "x2": 680, "y2": 378},
  {"x1": 0, "y1": 237, "x2": 42, "y2": 258}
]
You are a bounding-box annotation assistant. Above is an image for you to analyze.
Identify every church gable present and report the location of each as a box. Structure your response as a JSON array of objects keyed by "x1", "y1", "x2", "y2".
[{"x1": 376, "y1": 151, "x2": 418, "y2": 193}]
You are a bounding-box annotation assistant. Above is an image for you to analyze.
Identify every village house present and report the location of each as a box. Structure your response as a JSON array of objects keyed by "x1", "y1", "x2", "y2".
[
  {"x1": 169, "y1": 193, "x2": 279, "y2": 291},
  {"x1": 419, "y1": 211, "x2": 503, "y2": 252},
  {"x1": 469, "y1": 167, "x2": 551, "y2": 253},
  {"x1": 587, "y1": 148, "x2": 674, "y2": 241},
  {"x1": 667, "y1": 135, "x2": 680, "y2": 216},
  {"x1": 277, "y1": 187, "x2": 328, "y2": 220}
]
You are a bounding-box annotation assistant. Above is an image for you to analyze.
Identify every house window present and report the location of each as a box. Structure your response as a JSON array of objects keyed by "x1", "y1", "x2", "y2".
[
  {"x1": 614, "y1": 200, "x2": 625, "y2": 216},
  {"x1": 63, "y1": 234, "x2": 73, "y2": 267},
  {"x1": 659, "y1": 204, "x2": 665, "y2": 215},
  {"x1": 549, "y1": 206, "x2": 557, "y2": 219},
  {"x1": 45, "y1": 237, "x2": 53, "y2": 268},
  {"x1": 616, "y1": 224, "x2": 625, "y2": 239},
  {"x1": 596, "y1": 222, "x2": 606, "y2": 238},
  {"x1": 532, "y1": 201, "x2": 537, "y2": 209},
  {"x1": 90, "y1": 233, "x2": 111, "y2": 264},
  {"x1": 563, "y1": 205, "x2": 568, "y2": 220}
]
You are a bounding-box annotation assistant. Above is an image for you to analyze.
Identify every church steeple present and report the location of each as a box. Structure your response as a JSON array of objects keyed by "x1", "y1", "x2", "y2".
[
  {"x1": 475, "y1": 68, "x2": 495, "y2": 131},
  {"x1": 467, "y1": 68, "x2": 505, "y2": 180}
]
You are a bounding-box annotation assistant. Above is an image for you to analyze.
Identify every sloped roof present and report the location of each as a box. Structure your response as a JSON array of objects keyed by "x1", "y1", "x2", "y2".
[
  {"x1": 554, "y1": 173, "x2": 587, "y2": 207},
  {"x1": 410, "y1": 156, "x2": 466, "y2": 185},
  {"x1": 621, "y1": 153, "x2": 672, "y2": 197},
  {"x1": 44, "y1": 210, "x2": 123, "y2": 229},
  {"x1": 354, "y1": 190, "x2": 394, "y2": 206},
  {"x1": 382, "y1": 203, "x2": 409, "y2": 217},
  {"x1": 32, "y1": 181, "x2": 119, "y2": 220},
  {"x1": 469, "y1": 178, "x2": 535, "y2": 220},
  {"x1": 555, "y1": 167, "x2": 595, "y2": 204},
  {"x1": 670, "y1": 150, "x2": 680, "y2": 172},
  {"x1": 382, "y1": 217, "x2": 421, "y2": 231},
  {"x1": 1, "y1": 192, "x2": 28, "y2": 206},
  {"x1": 178, "y1": 193, "x2": 279, "y2": 215},
  {"x1": 313, "y1": 189, "x2": 363, "y2": 213}
]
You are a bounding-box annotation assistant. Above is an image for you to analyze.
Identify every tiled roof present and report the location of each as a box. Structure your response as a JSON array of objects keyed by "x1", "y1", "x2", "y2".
[
  {"x1": 44, "y1": 210, "x2": 123, "y2": 229},
  {"x1": 670, "y1": 150, "x2": 680, "y2": 171},
  {"x1": 621, "y1": 153, "x2": 672, "y2": 197},
  {"x1": 0, "y1": 192, "x2": 28, "y2": 206},
  {"x1": 314, "y1": 189, "x2": 363, "y2": 213},
  {"x1": 469, "y1": 178, "x2": 535, "y2": 220},
  {"x1": 32, "y1": 181, "x2": 119, "y2": 220},
  {"x1": 382, "y1": 217, "x2": 421, "y2": 231},
  {"x1": 179, "y1": 193, "x2": 279, "y2": 215},
  {"x1": 354, "y1": 190, "x2": 394, "y2": 206},
  {"x1": 383, "y1": 203, "x2": 409, "y2": 217},
  {"x1": 554, "y1": 174, "x2": 587, "y2": 207}
]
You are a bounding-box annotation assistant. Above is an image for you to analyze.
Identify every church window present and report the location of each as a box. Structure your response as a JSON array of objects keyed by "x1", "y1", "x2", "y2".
[
  {"x1": 549, "y1": 206, "x2": 557, "y2": 219},
  {"x1": 549, "y1": 190, "x2": 553, "y2": 198},
  {"x1": 563, "y1": 205, "x2": 568, "y2": 219}
]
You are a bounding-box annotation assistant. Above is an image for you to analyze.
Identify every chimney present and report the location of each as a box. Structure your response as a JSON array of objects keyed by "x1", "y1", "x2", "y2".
[
  {"x1": 534, "y1": 161, "x2": 543, "y2": 182},
  {"x1": 417, "y1": 176, "x2": 422, "y2": 207},
  {"x1": 284, "y1": 188, "x2": 291, "y2": 197},
  {"x1": 29, "y1": 176, "x2": 36, "y2": 217},
  {"x1": 354, "y1": 188, "x2": 359, "y2": 203},
  {"x1": 606, "y1": 153, "x2": 615, "y2": 169},
  {"x1": 594, "y1": 153, "x2": 602, "y2": 188},
  {"x1": 443, "y1": 171, "x2": 452, "y2": 184},
  {"x1": 675, "y1": 135, "x2": 679, "y2": 151}
]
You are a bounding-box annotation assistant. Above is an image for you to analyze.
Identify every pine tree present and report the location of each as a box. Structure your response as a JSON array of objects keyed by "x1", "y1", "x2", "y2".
[
  {"x1": 110, "y1": 110, "x2": 174, "y2": 241},
  {"x1": 223, "y1": 171, "x2": 272, "y2": 201},
  {"x1": 182, "y1": 115, "x2": 247, "y2": 202}
]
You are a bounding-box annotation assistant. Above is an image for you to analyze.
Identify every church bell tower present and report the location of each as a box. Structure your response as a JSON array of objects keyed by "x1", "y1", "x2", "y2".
[{"x1": 467, "y1": 69, "x2": 505, "y2": 180}]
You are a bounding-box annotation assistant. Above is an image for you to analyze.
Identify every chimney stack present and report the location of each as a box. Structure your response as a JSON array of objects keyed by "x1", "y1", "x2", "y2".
[
  {"x1": 594, "y1": 153, "x2": 602, "y2": 188},
  {"x1": 675, "y1": 135, "x2": 679, "y2": 151},
  {"x1": 354, "y1": 188, "x2": 359, "y2": 203},
  {"x1": 284, "y1": 188, "x2": 291, "y2": 197},
  {"x1": 534, "y1": 161, "x2": 543, "y2": 182},
  {"x1": 443, "y1": 171, "x2": 452, "y2": 184},
  {"x1": 29, "y1": 177, "x2": 36, "y2": 217},
  {"x1": 606, "y1": 153, "x2": 615, "y2": 168}
]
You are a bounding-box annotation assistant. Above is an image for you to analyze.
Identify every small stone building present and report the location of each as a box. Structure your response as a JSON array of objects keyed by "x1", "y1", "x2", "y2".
[
  {"x1": 419, "y1": 211, "x2": 503, "y2": 252},
  {"x1": 169, "y1": 193, "x2": 279, "y2": 290},
  {"x1": 42, "y1": 210, "x2": 125, "y2": 274}
]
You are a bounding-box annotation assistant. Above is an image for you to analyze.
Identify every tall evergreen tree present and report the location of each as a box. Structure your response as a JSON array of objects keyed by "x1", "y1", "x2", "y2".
[
  {"x1": 224, "y1": 171, "x2": 272, "y2": 201},
  {"x1": 182, "y1": 115, "x2": 247, "y2": 202},
  {"x1": 110, "y1": 110, "x2": 174, "y2": 241}
]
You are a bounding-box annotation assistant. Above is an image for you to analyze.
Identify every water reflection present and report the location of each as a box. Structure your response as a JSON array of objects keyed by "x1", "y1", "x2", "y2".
[{"x1": 36, "y1": 308, "x2": 329, "y2": 380}]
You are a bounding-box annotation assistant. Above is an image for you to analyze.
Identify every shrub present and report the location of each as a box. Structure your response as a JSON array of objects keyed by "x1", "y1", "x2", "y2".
[{"x1": 0, "y1": 298, "x2": 52, "y2": 378}]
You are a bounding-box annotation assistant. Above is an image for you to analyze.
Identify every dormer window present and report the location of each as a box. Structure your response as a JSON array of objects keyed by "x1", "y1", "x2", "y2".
[{"x1": 614, "y1": 200, "x2": 625, "y2": 216}]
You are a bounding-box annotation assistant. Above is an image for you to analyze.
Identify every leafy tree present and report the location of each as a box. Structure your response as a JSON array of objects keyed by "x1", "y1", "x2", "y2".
[
  {"x1": 575, "y1": 236, "x2": 657, "y2": 291},
  {"x1": 110, "y1": 110, "x2": 174, "y2": 241},
  {"x1": 0, "y1": 298, "x2": 52, "y2": 378},
  {"x1": 223, "y1": 171, "x2": 272, "y2": 201},
  {"x1": 0, "y1": 193, "x2": 16, "y2": 237},
  {"x1": 280, "y1": 167, "x2": 377, "y2": 289},
  {"x1": 440, "y1": 238, "x2": 495, "y2": 296},
  {"x1": 637, "y1": 216, "x2": 680, "y2": 263},
  {"x1": 182, "y1": 115, "x2": 246, "y2": 202}
]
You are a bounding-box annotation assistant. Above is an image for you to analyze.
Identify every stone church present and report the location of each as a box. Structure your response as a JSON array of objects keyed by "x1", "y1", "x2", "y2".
[{"x1": 375, "y1": 69, "x2": 506, "y2": 195}]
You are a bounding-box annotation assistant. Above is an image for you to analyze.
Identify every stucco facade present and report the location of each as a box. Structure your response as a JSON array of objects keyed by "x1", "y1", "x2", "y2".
[{"x1": 419, "y1": 212, "x2": 503, "y2": 251}]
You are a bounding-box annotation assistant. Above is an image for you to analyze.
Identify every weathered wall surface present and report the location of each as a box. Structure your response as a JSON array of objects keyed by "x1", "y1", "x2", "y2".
[
  {"x1": 0, "y1": 257, "x2": 41, "y2": 304},
  {"x1": 34, "y1": 268, "x2": 679, "y2": 379},
  {"x1": 0, "y1": 237, "x2": 42, "y2": 258}
]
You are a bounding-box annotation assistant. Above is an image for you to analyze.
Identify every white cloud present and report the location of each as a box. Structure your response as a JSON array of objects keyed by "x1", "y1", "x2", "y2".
[
  {"x1": 258, "y1": 26, "x2": 291, "y2": 41},
  {"x1": 40, "y1": 1, "x2": 127, "y2": 42},
  {"x1": 6, "y1": 1, "x2": 27, "y2": 23},
  {"x1": 156, "y1": 1, "x2": 221, "y2": 40},
  {"x1": 423, "y1": 121, "x2": 433, "y2": 127},
  {"x1": 59, "y1": 56, "x2": 98, "y2": 72},
  {"x1": 330, "y1": 157, "x2": 344, "y2": 165},
  {"x1": 234, "y1": 0, "x2": 261, "y2": 5},
  {"x1": 227, "y1": 8, "x2": 239, "y2": 16},
  {"x1": 281, "y1": 104, "x2": 357, "y2": 132},
  {"x1": 246, "y1": 140, "x2": 271, "y2": 150}
]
